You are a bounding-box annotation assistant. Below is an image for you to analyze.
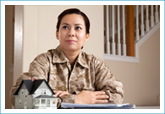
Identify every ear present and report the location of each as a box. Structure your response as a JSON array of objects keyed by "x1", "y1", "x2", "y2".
[
  {"x1": 56, "y1": 30, "x2": 59, "y2": 40},
  {"x1": 85, "y1": 33, "x2": 90, "y2": 42}
]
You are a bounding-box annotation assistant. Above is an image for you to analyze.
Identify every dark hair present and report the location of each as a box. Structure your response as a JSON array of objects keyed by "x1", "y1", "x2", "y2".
[{"x1": 56, "y1": 8, "x2": 90, "y2": 34}]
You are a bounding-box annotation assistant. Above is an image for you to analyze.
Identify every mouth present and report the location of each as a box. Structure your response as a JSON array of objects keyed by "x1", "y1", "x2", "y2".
[{"x1": 66, "y1": 40, "x2": 76, "y2": 44}]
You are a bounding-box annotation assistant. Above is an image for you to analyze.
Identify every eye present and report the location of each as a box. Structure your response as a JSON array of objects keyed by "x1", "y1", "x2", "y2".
[
  {"x1": 75, "y1": 26, "x2": 82, "y2": 30},
  {"x1": 62, "y1": 26, "x2": 69, "y2": 29}
]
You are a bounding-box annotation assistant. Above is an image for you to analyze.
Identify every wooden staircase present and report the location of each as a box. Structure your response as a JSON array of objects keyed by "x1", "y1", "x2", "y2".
[{"x1": 104, "y1": 5, "x2": 160, "y2": 62}]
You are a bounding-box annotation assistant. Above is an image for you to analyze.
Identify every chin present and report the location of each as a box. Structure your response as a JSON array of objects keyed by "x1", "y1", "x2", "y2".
[
  {"x1": 61, "y1": 45, "x2": 81, "y2": 51},
  {"x1": 65, "y1": 47, "x2": 80, "y2": 52}
]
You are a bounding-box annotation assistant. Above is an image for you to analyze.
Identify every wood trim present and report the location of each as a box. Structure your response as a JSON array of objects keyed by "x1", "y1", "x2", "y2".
[
  {"x1": 126, "y1": 5, "x2": 135, "y2": 56},
  {"x1": 14, "y1": 5, "x2": 23, "y2": 84}
]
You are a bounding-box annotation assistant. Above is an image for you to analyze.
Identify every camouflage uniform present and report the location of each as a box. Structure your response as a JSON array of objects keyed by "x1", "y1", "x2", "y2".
[{"x1": 10, "y1": 46, "x2": 124, "y2": 105}]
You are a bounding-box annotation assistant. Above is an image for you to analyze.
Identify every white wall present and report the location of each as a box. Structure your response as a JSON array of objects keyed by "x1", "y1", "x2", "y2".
[
  {"x1": 23, "y1": 5, "x2": 104, "y2": 72},
  {"x1": 105, "y1": 29, "x2": 160, "y2": 106}
]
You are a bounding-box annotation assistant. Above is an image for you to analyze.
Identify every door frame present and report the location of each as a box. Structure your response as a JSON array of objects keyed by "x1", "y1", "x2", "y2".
[{"x1": 13, "y1": 5, "x2": 23, "y2": 84}]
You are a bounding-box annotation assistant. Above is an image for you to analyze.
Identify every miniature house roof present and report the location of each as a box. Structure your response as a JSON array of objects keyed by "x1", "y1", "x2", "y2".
[{"x1": 13, "y1": 79, "x2": 55, "y2": 95}]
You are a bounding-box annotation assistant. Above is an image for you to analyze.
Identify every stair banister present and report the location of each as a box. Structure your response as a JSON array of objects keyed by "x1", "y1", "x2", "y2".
[
  {"x1": 112, "y1": 5, "x2": 116, "y2": 55},
  {"x1": 104, "y1": 5, "x2": 159, "y2": 62},
  {"x1": 141, "y1": 5, "x2": 144, "y2": 37},
  {"x1": 136, "y1": 5, "x2": 140, "y2": 41},
  {"x1": 155, "y1": 5, "x2": 159, "y2": 23},
  {"x1": 151, "y1": 5, "x2": 154, "y2": 27},
  {"x1": 146, "y1": 5, "x2": 149, "y2": 32},
  {"x1": 122, "y1": 5, "x2": 127, "y2": 56},
  {"x1": 106, "y1": 5, "x2": 110, "y2": 54},
  {"x1": 117, "y1": 5, "x2": 121, "y2": 56}
]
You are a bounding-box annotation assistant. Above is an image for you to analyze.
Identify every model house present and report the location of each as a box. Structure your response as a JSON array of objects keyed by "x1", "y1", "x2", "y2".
[{"x1": 13, "y1": 79, "x2": 60, "y2": 109}]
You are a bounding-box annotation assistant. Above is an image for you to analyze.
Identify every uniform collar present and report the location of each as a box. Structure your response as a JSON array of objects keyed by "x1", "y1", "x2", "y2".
[
  {"x1": 52, "y1": 45, "x2": 69, "y2": 64},
  {"x1": 76, "y1": 51, "x2": 89, "y2": 68},
  {"x1": 52, "y1": 45, "x2": 88, "y2": 68}
]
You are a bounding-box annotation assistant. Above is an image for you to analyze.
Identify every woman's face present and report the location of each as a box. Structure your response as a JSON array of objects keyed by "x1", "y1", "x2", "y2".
[{"x1": 56, "y1": 14, "x2": 89, "y2": 53}]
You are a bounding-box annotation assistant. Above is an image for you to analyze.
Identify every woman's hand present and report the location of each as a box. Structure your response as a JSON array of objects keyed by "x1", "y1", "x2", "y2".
[
  {"x1": 31, "y1": 77, "x2": 69, "y2": 97},
  {"x1": 54, "y1": 90, "x2": 69, "y2": 97},
  {"x1": 75, "y1": 91, "x2": 109, "y2": 104}
]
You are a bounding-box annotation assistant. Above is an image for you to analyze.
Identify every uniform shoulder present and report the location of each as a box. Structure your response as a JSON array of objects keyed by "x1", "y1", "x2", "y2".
[
  {"x1": 33, "y1": 49, "x2": 56, "y2": 61},
  {"x1": 81, "y1": 51, "x2": 103, "y2": 63}
]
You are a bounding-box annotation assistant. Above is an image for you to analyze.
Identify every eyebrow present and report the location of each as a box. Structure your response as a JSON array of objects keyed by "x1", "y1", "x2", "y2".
[
  {"x1": 62, "y1": 23, "x2": 69, "y2": 26},
  {"x1": 62, "y1": 23, "x2": 83, "y2": 26}
]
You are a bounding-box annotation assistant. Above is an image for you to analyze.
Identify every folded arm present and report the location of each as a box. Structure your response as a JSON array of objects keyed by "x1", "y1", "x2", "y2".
[{"x1": 94, "y1": 58, "x2": 124, "y2": 104}]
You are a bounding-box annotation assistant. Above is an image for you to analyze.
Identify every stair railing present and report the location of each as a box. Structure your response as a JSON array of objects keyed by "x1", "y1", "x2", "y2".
[{"x1": 104, "y1": 5, "x2": 160, "y2": 62}]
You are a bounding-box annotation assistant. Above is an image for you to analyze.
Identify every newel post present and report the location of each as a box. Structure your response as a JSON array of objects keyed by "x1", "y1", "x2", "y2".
[{"x1": 126, "y1": 5, "x2": 135, "y2": 56}]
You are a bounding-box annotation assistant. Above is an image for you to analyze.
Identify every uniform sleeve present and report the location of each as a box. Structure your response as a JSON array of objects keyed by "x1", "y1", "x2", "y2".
[
  {"x1": 94, "y1": 58, "x2": 124, "y2": 104},
  {"x1": 60, "y1": 94, "x2": 76, "y2": 103},
  {"x1": 28, "y1": 53, "x2": 50, "y2": 80}
]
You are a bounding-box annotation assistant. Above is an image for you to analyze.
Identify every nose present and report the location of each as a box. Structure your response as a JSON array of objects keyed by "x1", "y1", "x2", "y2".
[{"x1": 68, "y1": 28, "x2": 75, "y2": 37}]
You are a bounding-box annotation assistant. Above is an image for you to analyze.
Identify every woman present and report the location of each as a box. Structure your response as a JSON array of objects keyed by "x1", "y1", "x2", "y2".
[{"x1": 10, "y1": 8, "x2": 124, "y2": 105}]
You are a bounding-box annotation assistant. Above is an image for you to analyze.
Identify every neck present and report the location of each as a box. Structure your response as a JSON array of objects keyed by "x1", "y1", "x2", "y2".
[{"x1": 62, "y1": 49, "x2": 81, "y2": 66}]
